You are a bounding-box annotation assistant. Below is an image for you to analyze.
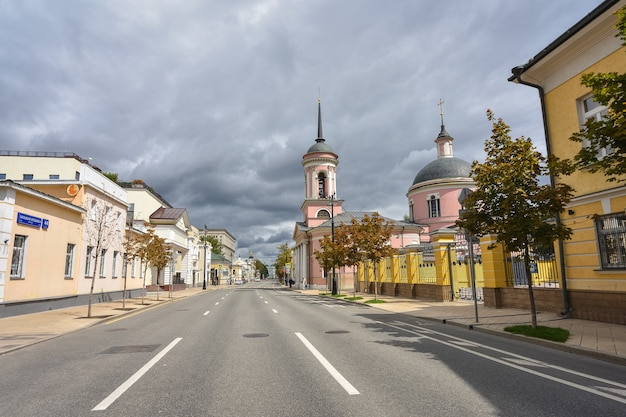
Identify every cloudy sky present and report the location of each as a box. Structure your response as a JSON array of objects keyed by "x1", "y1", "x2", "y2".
[{"x1": 0, "y1": 0, "x2": 602, "y2": 264}]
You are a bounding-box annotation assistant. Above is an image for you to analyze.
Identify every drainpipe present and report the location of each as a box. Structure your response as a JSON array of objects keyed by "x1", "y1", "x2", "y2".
[{"x1": 511, "y1": 66, "x2": 571, "y2": 316}]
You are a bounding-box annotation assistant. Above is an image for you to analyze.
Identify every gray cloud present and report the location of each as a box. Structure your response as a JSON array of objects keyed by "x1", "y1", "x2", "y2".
[{"x1": 0, "y1": 0, "x2": 600, "y2": 263}]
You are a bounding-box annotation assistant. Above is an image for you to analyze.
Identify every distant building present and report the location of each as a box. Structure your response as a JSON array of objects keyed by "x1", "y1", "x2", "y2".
[{"x1": 292, "y1": 101, "x2": 421, "y2": 291}]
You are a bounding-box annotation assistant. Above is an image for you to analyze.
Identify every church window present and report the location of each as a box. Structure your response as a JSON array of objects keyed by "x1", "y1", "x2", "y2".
[
  {"x1": 317, "y1": 172, "x2": 327, "y2": 198},
  {"x1": 428, "y1": 195, "x2": 440, "y2": 218},
  {"x1": 317, "y1": 209, "x2": 330, "y2": 219},
  {"x1": 408, "y1": 199, "x2": 414, "y2": 222}
]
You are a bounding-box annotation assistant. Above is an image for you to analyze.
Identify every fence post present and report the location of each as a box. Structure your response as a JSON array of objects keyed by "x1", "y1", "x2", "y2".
[
  {"x1": 480, "y1": 234, "x2": 508, "y2": 308},
  {"x1": 432, "y1": 228, "x2": 457, "y2": 300}
]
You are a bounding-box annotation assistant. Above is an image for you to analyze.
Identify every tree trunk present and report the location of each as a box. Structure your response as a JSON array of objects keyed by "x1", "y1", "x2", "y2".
[
  {"x1": 373, "y1": 262, "x2": 378, "y2": 301},
  {"x1": 524, "y1": 243, "x2": 538, "y2": 329},
  {"x1": 87, "y1": 253, "x2": 100, "y2": 318}
]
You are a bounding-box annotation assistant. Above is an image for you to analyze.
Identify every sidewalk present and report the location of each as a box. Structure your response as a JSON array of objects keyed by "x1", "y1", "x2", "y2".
[
  {"x1": 0, "y1": 287, "x2": 207, "y2": 355},
  {"x1": 1, "y1": 286, "x2": 625, "y2": 366}
]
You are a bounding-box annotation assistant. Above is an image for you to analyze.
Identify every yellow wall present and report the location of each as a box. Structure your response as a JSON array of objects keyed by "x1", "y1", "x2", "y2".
[
  {"x1": 545, "y1": 48, "x2": 626, "y2": 194},
  {"x1": 6, "y1": 191, "x2": 83, "y2": 302},
  {"x1": 543, "y1": 43, "x2": 626, "y2": 291}
]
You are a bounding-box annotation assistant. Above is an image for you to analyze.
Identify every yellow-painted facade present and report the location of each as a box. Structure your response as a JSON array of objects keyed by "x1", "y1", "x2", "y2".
[{"x1": 526, "y1": 2, "x2": 626, "y2": 292}]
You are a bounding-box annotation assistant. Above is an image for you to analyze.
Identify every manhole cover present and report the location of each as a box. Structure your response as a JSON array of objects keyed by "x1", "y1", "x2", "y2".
[
  {"x1": 325, "y1": 330, "x2": 349, "y2": 334},
  {"x1": 243, "y1": 333, "x2": 269, "y2": 338},
  {"x1": 101, "y1": 345, "x2": 160, "y2": 354}
]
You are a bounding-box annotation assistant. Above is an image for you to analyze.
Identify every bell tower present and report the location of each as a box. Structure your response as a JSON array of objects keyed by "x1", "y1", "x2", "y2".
[{"x1": 301, "y1": 99, "x2": 343, "y2": 227}]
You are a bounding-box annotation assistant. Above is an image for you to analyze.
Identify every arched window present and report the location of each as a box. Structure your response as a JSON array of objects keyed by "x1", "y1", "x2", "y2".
[
  {"x1": 428, "y1": 194, "x2": 441, "y2": 218},
  {"x1": 317, "y1": 172, "x2": 327, "y2": 198},
  {"x1": 317, "y1": 209, "x2": 331, "y2": 219},
  {"x1": 409, "y1": 199, "x2": 414, "y2": 222}
]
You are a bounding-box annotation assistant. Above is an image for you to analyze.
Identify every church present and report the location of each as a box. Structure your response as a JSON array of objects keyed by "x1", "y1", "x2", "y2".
[{"x1": 292, "y1": 100, "x2": 474, "y2": 291}]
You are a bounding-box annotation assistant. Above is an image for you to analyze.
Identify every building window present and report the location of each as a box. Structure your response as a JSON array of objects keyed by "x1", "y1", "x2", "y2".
[
  {"x1": 75, "y1": 171, "x2": 80, "y2": 180},
  {"x1": 579, "y1": 94, "x2": 612, "y2": 159},
  {"x1": 317, "y1": 172, "x2": 327, "y2": 198},
  {"x1": 409, "y1": 199, "x2": 414, "y2": 222},
  {"x1": 90, "y1": 200, "x2": 97, "y2": 221},
  {"x1": 427, "y1": 195, "x2": 441, "y2": 218},
  {"x1": 595, "y1": 212, "x2": 626, "y2": 269},
  {"x1": 85, "y1": 246, "x2": 94, "y2": 277},
  {"x1": 132, "y1": 258, "x2": 137, "y2": 277},
  {"x1": 49, "y1": 174, "x2": 60, "y2": 180},
  {"x1": 100, "y1": 249, "x2": 107, "y2": 277},
  {"x1": 112, "y1": 251, "x2": 119, "y2": 278},
  {"x1": 23, "y1": 174, "x2": 34, "y2": 180},
  {"x1": 317, "y1": 209, "x2": 330, "y2": 219},
  {"x1": 0, "y1": 173, "x2": 6, "y2": 179},
  {"x1": 65, "y1": 243, "x2": 75, "y2": 278},
  {"x1": 10, "y1": 235, "x2": 27, "y2": 278}
]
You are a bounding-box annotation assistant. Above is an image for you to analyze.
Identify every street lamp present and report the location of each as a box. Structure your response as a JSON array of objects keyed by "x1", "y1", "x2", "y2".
[
  {"x1": 202, "y1": 225, "x2": 207, "y2": 290},
  {"x1": 330, "y1": 193, "x2": 337, "y2": 295}
]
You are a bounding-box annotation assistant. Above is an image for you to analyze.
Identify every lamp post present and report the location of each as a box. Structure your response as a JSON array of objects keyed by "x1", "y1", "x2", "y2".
[
  {"x1": 202, "y1": 226, "x2": 207, "y2": 290},
  {"x1": 330, "y1": 193, "x2": 337, "y2": 295}
]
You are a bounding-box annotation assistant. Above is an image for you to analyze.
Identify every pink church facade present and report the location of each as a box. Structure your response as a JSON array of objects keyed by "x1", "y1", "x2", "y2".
[{"x1": 406, "y1": 124, "x2": 474, "y2": 241}]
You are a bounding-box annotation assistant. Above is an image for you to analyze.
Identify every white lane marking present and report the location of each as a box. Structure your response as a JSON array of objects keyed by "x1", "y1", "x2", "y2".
[
  {"x1": 397, "y1": 321, "x2": 626, "y2": 389},
  {"x1": 382, "y1": 321, "x2": 626, "y2": 404},
  {"x1": 264, "y1": 301, "x2": 269, "y2": 304},
  {"x1": 295, "y1": 332, "x2": 360, "y2": 395},
  {"x1": 215, "y1": 302, "x2": 219, "y2": 306},
  {"x1": 272, "y1": 309, "x2": 278, "y2": 314},
  {"x1": 92, "y1": 337, "x2": 182, "y2": 411},
  {"x1": 203, "y1": 311, "x2": 210, "y2": 316}
]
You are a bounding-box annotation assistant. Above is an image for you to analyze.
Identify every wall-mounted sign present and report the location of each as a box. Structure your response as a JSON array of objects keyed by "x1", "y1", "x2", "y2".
[
  {"x1": 17, "y1": 212, "x2": 49, "y2": 229},
  {"x1": 67, "y1": 184, "x2": 80, "y2": 196}
]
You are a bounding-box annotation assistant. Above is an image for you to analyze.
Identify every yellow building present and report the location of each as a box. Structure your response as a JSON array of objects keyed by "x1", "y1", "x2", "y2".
[
  {"x1": 1, "y1": 180, "x2": 85, "y2": 315},
  {"x1": 0, "y1": 152, "x2": 145, "y2": 315},
  {"x1": 510, "y1": 0, "x2": 626, "y2": 323}
]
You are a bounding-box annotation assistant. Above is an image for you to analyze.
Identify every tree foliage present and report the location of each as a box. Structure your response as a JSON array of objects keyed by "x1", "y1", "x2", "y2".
[
  {"x1": 457, "y1": 111, "x2": 574, "y2": 327},
  {"x1": 569, "y1": 6, "x2": 626, "y2": 181},
  {"x1": 314, "y1": 212, "x2": 396, "y2": 297},
  {"x1": 132, "y1": 223, "x2": 173, "y2": 301},
  {"x1": 275, "y1": 243, "x2": 292, "y2": 279},
  {"x1": 200, "y1": 234, "x2": 223, "y2": 256}
]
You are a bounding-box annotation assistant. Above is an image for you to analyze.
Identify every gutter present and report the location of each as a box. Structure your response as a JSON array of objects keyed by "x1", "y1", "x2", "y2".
[{"x1": 509, "y1": 67, "x2": 571, "y2": 316}]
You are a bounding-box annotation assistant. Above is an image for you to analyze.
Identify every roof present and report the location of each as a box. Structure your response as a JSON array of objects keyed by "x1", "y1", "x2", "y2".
[
  {"x1": 150, "y1": 207, "x2": 187, "y2": 220},
  {"x1": 508, "y1": 0, "x2": 620, "y2": 79},
  {"x1": 412, "y1": 157, "x2": 472, "y2": 185},
  {"x1": 316, "y1": 211, "x2": 423, "y2": 230}
]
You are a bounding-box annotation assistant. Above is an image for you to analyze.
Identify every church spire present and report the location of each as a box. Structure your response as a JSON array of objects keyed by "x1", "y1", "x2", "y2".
[
  {"x1": 316, "y1": 97, "x2": 324, "y2": 143},
  {"x1": 435, "y1": 98, "x2": 454, "y2": 158},
  {"x1": 437, "y1": 98, "x2": 450, "y2": 138}
]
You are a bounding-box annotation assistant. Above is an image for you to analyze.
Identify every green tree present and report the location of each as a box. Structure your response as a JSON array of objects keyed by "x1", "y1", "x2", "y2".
[
  {"x1": 255, "y1": 260, "x2": 268, "y2": 278},
  {"x1": 275, "y1": 243, "x2": 292, "y2": 280},
  {"x1": 353, "y1": 212, "x2": 397, "y2": 300},
  {"x1": 133, "y1": 223, "x2": 173, "y2": 301},
  {"x1": 457, "y1": 111, "x2": 574, "y2": 328},
  {"x1": 200, "y1": 235, "x2": 223, "y2": 256},
  {"x1": 569, "y1": 6, "x2": 626, "y2": 181}
]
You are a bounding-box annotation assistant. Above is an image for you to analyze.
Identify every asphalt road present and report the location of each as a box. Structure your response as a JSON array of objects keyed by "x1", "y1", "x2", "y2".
[{"x1": 1, "y1": 281, "x2": 625, "y2": 417}]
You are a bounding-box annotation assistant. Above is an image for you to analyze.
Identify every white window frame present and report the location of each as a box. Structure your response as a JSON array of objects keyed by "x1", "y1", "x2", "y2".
[
  {"x1": 595, "y1": 212, "x2": 626, "y2": 269},
  {"x1": 579, "y1": 94, "x2": 612, "y2": 159},
  {"x1": 85, "y1": 246, "x2": 94, "y2": 277},
  {"x1": 112, "y1": 250, "x2": 119, "y2": 278},
  {"x1": 11, "y1": 235, "x2": 27, "y2": 279},
  {"x1": 427, "y1": 194, "x2": 441, "y2": 218},
  {"x1": 65, "y1": 243, "x2": 75, "y2": 278},
  {"x1": 100, "y1": 249, "x2": 107, "y2": 277}
]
